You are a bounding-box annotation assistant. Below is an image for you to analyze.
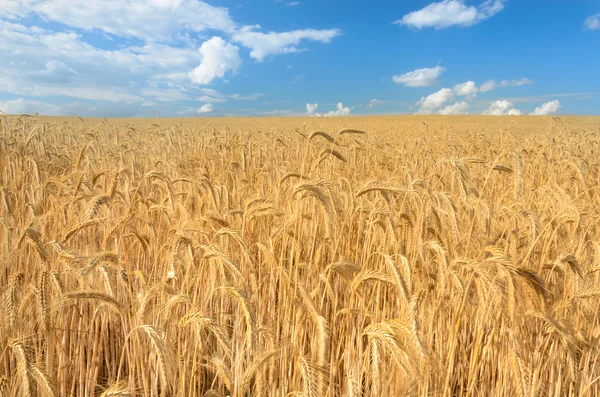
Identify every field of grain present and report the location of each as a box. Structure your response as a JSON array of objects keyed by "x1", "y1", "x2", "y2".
[{"x1": 1, "y1": 114, "x2": 600, "y2": 396}]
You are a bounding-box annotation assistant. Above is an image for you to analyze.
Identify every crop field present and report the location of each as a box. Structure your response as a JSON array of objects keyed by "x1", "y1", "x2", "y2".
[{"x1": 2, "y1": 114, "x2": 600, "y2": 397}]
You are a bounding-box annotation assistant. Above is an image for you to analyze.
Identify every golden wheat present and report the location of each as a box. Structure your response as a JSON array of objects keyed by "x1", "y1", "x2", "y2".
[{"x1": 0, "y1": 114, "x2": 599, "y2": 396}]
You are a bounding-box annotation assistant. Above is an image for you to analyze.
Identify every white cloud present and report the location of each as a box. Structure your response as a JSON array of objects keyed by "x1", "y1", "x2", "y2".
[
  {"x1": 196, "y1": 89, "x2": 264, "y2": 103},
  {"x1": 393, "y1": 66, "x2": 445, "y2": 87},
  {"x1": 584, "y1": 13, "x2": 600, "y2": 30},
  {"x1": 197, "y1": 88, "x2": 228, "y2": 103},
  {"x1": 396, "y1": 0, "x2": 504, "y2": 29},
  {"x1": 230, "y1": 93, "x2": 264, "y2": 100},
  {"x1": 28, "y1": 60, "x2": 78, "y2": 83},
  {"x1": 4, "y1": 0, "x2": 237, "y2": 42},
  {"x1": 453, "y1": 81, "x2": 478, "y2": 97},
  {"x1": 530, "y1": 100, "x2": 560, "y2": 116},
  {"x1": 232, "y1": 26, "x2": 341, "y2": 61},
  {"x1": 483, "y1": 100, "x2": 521, "y2": 115},
  {"x1": 324, "y1": 102, "x2": 351, "y2": 117},
  {"x1": 367, "y1": 99, "x2": 383, "y2": 108},
  {"x1": 439, "y1": 100, "x2": 469, "y2": 114},
  {"x1": 480, "y1": 78, "x2": 532, "y2": 92},
  {"x1": 198, "y1": 103, "x2": 214, "y2": 113},
  {"x1": 479, "y1": 80, "x2": 496, "y2": 92},
  {"x1": 502, "y1": 78, "x2": 532, "y2": 87},
  {"x1": 415, "y1": 88, "x2": 455, "y2": 114},
  {"x1": 308, "y1": 102, "x2": 350, "y2": 117},
  {"x1": 259, "y1": 109, "x2": 295, "y2": 115},
  {"x1": 0, "y1": 20, "x2": 199, "y2": 102},
  {"x1": 0, "y1": 98, "x2": 60, "y2": 115},
  {"x1": 0, "y1": 3, "x2": 340, "y2": 116},
  {"x1": 0, "y1": 97, "x2": 150, "y2": 117},
  {"x1": 1, "y1": 0, "x2": 32, "y2": 19},
  {"x1": 189, "y1": 36, "x2": 242, "y2": 85},
  {"x1": 140, "y1": 87, "x2": 189, "y2": 102}
]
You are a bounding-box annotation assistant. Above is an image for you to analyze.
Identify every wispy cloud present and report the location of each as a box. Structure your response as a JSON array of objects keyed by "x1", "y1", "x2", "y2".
[
  {"x1": 584, "y1": 13, "x2": 600, "y2": 30},
  {"x1": 197, "y1": 89, "x2": 265, "y2": 103},
  {"x1": 396, "y1": 0, "x2": 505, "y2": 29},
  {"x1": 259, "y1": 109, "x2": 295, "y2": 115},
  {"x1": 291, "y1": 73, "x2": 305, "y2": 84},
  {"x1": 3, "y1": 0, "x2": 237, "y2": 41},
  {"x1": 230, "y1": 93, "x2": 265, "y2": 100},
  {"x1": 485, "y1": 92, "x2": 595, "y2": 104},
  {"x1": 479, "y1": 78, "x2": 532, "y2": 92},
  {"x1": 366, "y1": 99, "x2": 383, "y2": 108},
  {"x1": 393, "y1": 66, "x2": 445, "y2": 87},
  {"x1": 232, "y1": 26, "x2": 342, "y2": 61}
]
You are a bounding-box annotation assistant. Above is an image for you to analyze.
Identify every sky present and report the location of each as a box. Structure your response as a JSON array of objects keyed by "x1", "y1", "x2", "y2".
[{"x1": 0, "y1": 0, "x2": 598, "y2": 118}]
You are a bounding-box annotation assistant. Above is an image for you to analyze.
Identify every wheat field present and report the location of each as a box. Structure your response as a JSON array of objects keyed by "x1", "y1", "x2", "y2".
[{"x1": 1, "y1": 114, "x2": 600, "y2": 396}]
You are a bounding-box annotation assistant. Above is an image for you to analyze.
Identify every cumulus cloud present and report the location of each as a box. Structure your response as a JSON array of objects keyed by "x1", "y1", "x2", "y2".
[
  {"x1": 480, "y1": 78, "x2": 532, "y2": 92},
  {"x1": 453, "y1": 81, "x2": 478, "y2": 97},
  {"x1": 28, "y1": 60, "x2": 78, "y2": 83},
  {"x1": 189, "y1": 37, "x2": 242, "y2": 85},
  {"x1": 483, "y1": 100, "x2": 521, "y2": 115},
  {"x1": 232, "y1": 26, "x2": 341, "y2": 61},
  {"x1": 395, "y1": 0, "x2": 505, "y2": 29},
  {"x1": 530, "y1": 100, "x2": 560, "y2": 116},
  {"x1": 308, "y1": 102, "x2": 350, "y2": 117},
  {"x1": 393, "y1": 66, "x2": 445, "y2": 87},
  {"x1": 415, "y1": 88, "x2": 455, "y2": 114},
  {"x1": 439, "y1": 101, "x2": 469, "y2": 114},
  {"x1": 584, "y1": 13, "x2": 600, "y2": 30},
  {"x1": 197, "y1": 103, "x2": 214, "y2": 113},
  {"x1": 0, "y1": 2, "x2": 341, "y2": 116},
  {"x1": 324, "y1": 102, "x2": 351, "y2": 117},
  {"x1": 414, "y1": 76, "x2": 533, "y2": 115}
]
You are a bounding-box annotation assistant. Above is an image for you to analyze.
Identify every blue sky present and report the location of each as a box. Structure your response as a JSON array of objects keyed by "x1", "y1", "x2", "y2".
[{"x1": 0, "y1": 0, "x2": 598, "y2": 117}]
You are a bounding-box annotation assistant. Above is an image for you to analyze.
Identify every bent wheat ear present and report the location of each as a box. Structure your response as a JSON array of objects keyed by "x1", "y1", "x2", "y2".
[
  {"x1": 319, "y1": 148, "x2": 347, "y2": 163},
  {"x1": 338, "y1": 129, "x2": 366, "y2": 135},
  {"x1": 9, "y1": 341, "x2": 32, "y2": 396},
  {"x1": 18, "y1": 227, "x2": 48, "y2": 262},
  {"x1": 309, "y1": 131, "x2": 336, "y2": 143}
]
